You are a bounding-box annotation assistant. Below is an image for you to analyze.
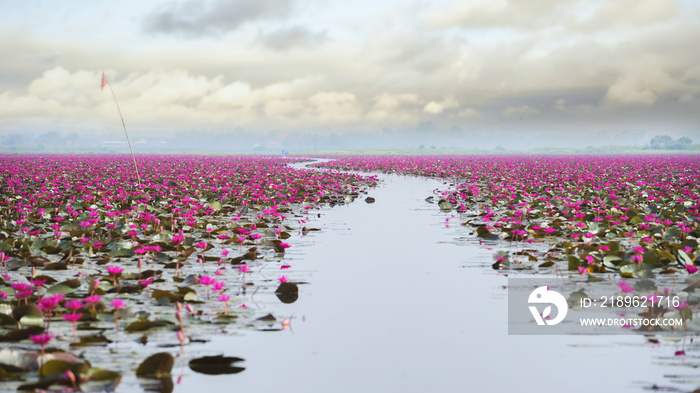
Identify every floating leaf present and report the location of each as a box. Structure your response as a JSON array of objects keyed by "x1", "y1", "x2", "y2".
[
  {"x1": 275, "y1": 282, "x2": 299, "y2": 304},
  {"x1": 87, "y1": 368, "x2": 122, "y2": 381},
  {"x1": 136, "y1": 353, "x2": 174, "y2": 377},
  {"x1": 125, "y1": 320, "x2": 173, "y2": 333},
  {"x1": 108, "y1": 248, "x2": 135, "y2": 258},
  {"x1": 620, "y1": 263, "x2": 654, "y2": 279},
  {"x1": 47, "y1": 283, "x2": 73, "y2": 295},
  {"x1": 189, "y1": 355, "x2": 245, "y2": 375},
  {"x1": 567, "y1": 255, "x2": 581, "y2": 270}
]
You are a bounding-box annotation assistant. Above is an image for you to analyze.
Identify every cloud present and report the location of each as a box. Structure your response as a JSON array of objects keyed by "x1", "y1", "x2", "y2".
[
  {"x1": 0, "y1": 1, "x2": 699, "y2": 136},
  {"x1": 604, "y1": 68, "x2": 698, "y2": 106},
  {"x1": 454, "y1": 107, "x2": 480, "y2": 118},
  {"x1": 502, "y1": 105, "x2": 540, "y2": 117},
  {"x1": 426, "y1": 0, "x2": 677, "y2": 31},
  {"x1": 257, "y1": 26, "x2": 328, "y2": 51},
  {"x1": 423, "y1": 97, "x2": 459, "y2": 114},
  {"x1": 143, "y1": 0, "x2": 294, "y2": 37}
]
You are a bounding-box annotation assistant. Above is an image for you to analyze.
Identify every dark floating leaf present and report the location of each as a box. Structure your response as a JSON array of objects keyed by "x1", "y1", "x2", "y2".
[
  {"x1": 6, "y1": 259, "x2": 27, "y2": 271},
  {"x1": 12, "y1": 303, "x2": 43, "y2": 322},
  {"x1": 32, "y1": 274, "x2": 57, "y2": 284},
  {"x1": 0, "y1": 313, "x2": 16, "y2": 325},
  {"x1": 136, "y1": 353, "x2": 174, "y2": 377},
  {"x1": 70, "y1": 334, "x2": 112, "y2": 347},
  {"x1": 39, "y1": 359, "x2": 87, "y2": 377},
  {"x1": 87, "y1": 368, "x2": 122, "y2": 381},
  {"x1": 189, "y1": 355, "x2": 245, "y2": 375},
  {"x1": 45, "y1": 262, "x2": 67, "y2": 271},
  {"x1": 17, "y1": 373, "x2": 65, "y2": 391},
  {"x1": 0, "y1": 326, "x2": 44, "y2": 342},
  {"x1": 28, "y1": 256, "x2": 51, "y2": 267},
  {"x1": 275, "y1": 282, "x2": 299, "y2": 304},
  {"x1": 125, "y1": 320, "x2": 173, "y2": 333},
  {"x1": 365, "y1": 197, "x2": 375, "y2": 204},
  {"x1": 256, "y1": 313, "x2": 276, "y2": 322}
]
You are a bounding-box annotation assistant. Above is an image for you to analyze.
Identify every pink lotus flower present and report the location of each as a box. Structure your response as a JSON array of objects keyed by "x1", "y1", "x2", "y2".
[
  {"x1": 199, "y1": 275, "x2": 215, "y2": 286},
  {"x1": 239, "y1": 265, "x2": 251, "y2": 273},
  {"x1": 278, "y1": 275, "x2": 289, "y2": 283},
  {"x1": 111, "y1": 298, "x2": 126, "y2": 309},
  {"x1": 62, "y1": 313, "x2": 82, "y2": 322},
  {"x1": 30, "y1": 332, "x2": 54, "y2": 346},
  {"x1": 280, "y1": 265, "x2": 291, "y2": 270},
  {"x1": 279, "y1": 242, "x2": 291, "y2": 249},
  {"x1": 217, "y1": 294, "x2": 230, "y2": 302},
  {"x1": 111, "y1": 298, "x2": 126, "y2": 332},
  {"x1": 106, "y1": 266, "x2": 123, "y2": 275},
  {"x1": 31, "y1": 332, "x2": 55, "y2": 369},
  {"x1": 617, "y1": 281, "x2": 635, "y2": 293},
  {"x1": 675, "y1": 300, "x2": 688, "y2": 310},
  {"x1": 85, "y1": 294, "x2": 102, "y2": 304},
  {"x1": 30, "y1": 279, "x2": 46, "y2": 288},
  {"x1": 64, "y1": 299, "x2": 83, "y2": 310}
]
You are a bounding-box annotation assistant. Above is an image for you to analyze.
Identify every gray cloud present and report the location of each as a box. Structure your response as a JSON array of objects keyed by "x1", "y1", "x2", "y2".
[
  {"x1": 257, "y1": 26, "x2": 328, "y2": 51},
  {"x1": 144, "y1": 0, "x2": 294, "y2": 37}
]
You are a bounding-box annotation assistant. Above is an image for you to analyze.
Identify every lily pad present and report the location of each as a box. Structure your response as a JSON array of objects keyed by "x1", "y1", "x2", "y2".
[
  {"x1": 189, "y1": 355, "x2": 245, "y2": 375},
  {"x1": 125, "y1": 320, "x2": 173, "y2": 333},
  {"x1": 136, "y1": 353, "x2": 174, "y2": 377}
]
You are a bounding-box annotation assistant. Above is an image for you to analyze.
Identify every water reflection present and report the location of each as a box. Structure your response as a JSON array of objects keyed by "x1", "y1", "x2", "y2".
[{"x1": 140, "y1": 377, "x2": 173, "y2": 393}]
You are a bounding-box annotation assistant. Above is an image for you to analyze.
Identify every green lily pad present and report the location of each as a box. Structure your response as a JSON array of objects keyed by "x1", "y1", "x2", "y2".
[
  {"x1": 620, "y1": 263, "x2": 654, "y2": 279},
  {"x1": 108, "y1": 248, "x2": 135, "y2": 258},
  {"x1": 125, "y1": 320, "x2": 173, "y2": 333},
  {"x1": 136, "y1": 352, "x2": 174, "y2": 377},
  {"x1": 47, "y1": 283, "x2": 73, "y2": 295},
  {"x1": 87, "y1": 368, "x2": 122, "y2": 381}
]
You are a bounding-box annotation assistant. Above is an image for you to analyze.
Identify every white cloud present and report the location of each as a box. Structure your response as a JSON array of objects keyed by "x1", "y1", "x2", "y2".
[
  {"x1": 423, "y1": 97, "x2": 459, "y2": 114},
  {"x1": 0, "y1": 0, "x2": 698, "y2": 135}
]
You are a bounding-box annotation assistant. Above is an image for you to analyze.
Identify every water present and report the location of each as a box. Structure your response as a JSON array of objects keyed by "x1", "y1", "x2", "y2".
[{"x1": 174, "y1": 165, "x2": 693, "y2": 393}]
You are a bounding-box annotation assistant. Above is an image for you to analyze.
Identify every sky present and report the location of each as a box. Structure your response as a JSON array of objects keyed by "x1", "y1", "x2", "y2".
[{"x1": 0, "y1": 0, "x2": 699, "y2": 149}]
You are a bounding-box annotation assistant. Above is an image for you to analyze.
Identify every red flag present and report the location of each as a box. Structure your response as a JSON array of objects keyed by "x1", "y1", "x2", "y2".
[{"x1": 101, "y1": 72, "x2": 108, "y2": 92}]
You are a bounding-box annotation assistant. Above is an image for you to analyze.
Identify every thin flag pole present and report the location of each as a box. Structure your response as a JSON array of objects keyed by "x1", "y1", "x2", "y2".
[{"x1": 101, "y1": 71, "x2": 142, "y2": 186}]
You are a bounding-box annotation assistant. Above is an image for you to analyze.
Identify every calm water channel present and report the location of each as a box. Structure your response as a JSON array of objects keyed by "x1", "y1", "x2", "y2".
[{"x1": 166, "y1": 162, "x2": 691, "y2": 393}]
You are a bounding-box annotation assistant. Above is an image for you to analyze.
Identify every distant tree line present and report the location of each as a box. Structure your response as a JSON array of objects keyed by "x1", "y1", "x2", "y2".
[{"x1": 647, "y1": 135, "x2": 695, "y2": 150}]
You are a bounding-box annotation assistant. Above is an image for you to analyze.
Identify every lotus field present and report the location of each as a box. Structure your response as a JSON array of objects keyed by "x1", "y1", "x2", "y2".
[
  {"x1": 314, "y1": 155, "x2": 699, "y2": 278},
  {"x1": 1, "y1": 153, "x2": 700, "y2": 391},
  {"x1": 0, "y1": 154, "x2": 376, "y2": 390}
]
